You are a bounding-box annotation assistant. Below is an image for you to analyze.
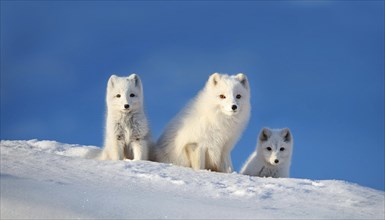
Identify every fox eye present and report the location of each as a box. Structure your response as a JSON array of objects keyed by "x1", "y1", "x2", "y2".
[
  {"x1": 280, "y1": 147, "x2": 285, "y2": 151},
  {"x1": 236, "y1": 94, "x2": 242, "y2": 99},
  {"x1": 116, "y1": 94, "x2": 121, "y2": 98},
  {"x1": 219, "y1": 94, "x2": 226, "y2": 99},
  {"x1": 266, "y1": 147, "x2": 272, "y2": 151},
  {"x1": 130, "y1": 93, "x2": 135, "y2": 97}
]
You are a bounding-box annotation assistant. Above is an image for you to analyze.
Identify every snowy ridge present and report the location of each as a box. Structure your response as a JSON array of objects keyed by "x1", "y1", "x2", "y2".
[{"x1": 1, "y1": 140, "x2": 384, "y2": 219}]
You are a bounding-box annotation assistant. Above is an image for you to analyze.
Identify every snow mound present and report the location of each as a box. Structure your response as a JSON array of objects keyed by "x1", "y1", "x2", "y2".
[{"x1": 1, "y1": 140, "x2": 384, "y2": 219}]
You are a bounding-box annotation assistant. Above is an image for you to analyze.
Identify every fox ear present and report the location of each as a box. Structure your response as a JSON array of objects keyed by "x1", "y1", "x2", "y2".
[
  {"x1": 281, "y1": 128, "x2": 292, "y2": 142},
  {"x1": 235, "y1": 73, "x2": 249, "y2": 89},
  {"x1": 128, "y1": 73, "x2": 141, "y2": 87},
  {"x1": 108, "y1": 75, "x2": 118, "y2": 88},
  {"x1": 259, "y1": 128, "x2": 272, "y2": 142},
  {"x1": 209, "y1": 73, "x2": 221, "y2": 86}
]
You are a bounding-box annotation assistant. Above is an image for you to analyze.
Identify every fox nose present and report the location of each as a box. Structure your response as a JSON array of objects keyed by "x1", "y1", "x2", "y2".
[
  {"x1": 124, "y1": 104, "x2": 130, "y2": 109},
  {"x1": 274, "y1": 159, "x2": 279, "y2": 164},
  {"x1": 231, "y1": 105, "x2": 238, "y2": 111}
]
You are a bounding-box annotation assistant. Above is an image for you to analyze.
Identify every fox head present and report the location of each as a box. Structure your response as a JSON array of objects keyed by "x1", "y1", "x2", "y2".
[
  {"x1": 205, "y1": 73, "x2": 251, "y2": 116},
  {"x1": 257, "y1": 127, "x2": 293, "y2": 166},
  {"x1": 106, "y1": 74, "x2": 143, "y2": 112}
]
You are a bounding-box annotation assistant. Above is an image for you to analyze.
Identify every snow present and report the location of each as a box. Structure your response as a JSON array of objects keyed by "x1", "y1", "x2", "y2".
[{"x1": 1, "y1": 140, "x2": 384, "y2": 219}]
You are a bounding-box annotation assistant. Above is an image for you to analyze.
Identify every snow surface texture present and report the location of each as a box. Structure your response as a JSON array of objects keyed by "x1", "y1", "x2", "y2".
[{"x1": 1, "y1": 140, "x2": 384, "y2": 219}]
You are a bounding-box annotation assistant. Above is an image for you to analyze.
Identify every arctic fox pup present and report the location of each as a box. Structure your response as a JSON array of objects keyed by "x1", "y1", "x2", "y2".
[
  {"x1": 99, "y1": 74, "x2": 151, "y2": 161},
  {"x1": 154, "y1": 73, "x2": 251, "y2": 173},
  {"x1": 240, "y1": 127, "x2": 293, "y2": 178}
]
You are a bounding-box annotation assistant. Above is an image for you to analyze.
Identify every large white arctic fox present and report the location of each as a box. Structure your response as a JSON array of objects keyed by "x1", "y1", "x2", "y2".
[
  {"x1": 240, "y1": 127, "x2": 293, "y2": 178},
  {"x1": 154, "y1": 73, "x2": 251, "y2": 173},
  {"x1": 99, "y1": 74, "x2": 151, "y2": 161}
]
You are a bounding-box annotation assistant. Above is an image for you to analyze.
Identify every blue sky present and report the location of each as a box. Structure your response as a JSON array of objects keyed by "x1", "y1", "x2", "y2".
[{"x1": 1, "y1": 1, "x2": 384, "y2": 191}]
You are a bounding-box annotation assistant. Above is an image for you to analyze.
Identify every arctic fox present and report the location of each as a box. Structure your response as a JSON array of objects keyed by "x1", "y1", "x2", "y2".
[
  {"x1": 99, "y1": 74, "x2": 151, "y2": 161},
  {"x1": 154, "y1": 73, "x2": 251, "y2": 173},
  {"x1": 240, "y1": 127, "x2": 293, "y2": 178}
]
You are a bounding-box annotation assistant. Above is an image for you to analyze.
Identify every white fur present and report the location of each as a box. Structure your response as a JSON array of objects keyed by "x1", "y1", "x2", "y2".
[
  {"x1": 240, "y1": 128, "x2": 293, "y2": 178},
  {"x1": 154, "y1": 73, "x2": 251, "y2": 173},
  {"x1": 99, "y1": 74, "x2": 151, "y2": 161}
]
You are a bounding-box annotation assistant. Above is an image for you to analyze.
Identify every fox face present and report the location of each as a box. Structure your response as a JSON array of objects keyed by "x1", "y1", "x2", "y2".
[
  {"x1": 106, "y1": 74, "x2": 143, "y2": 112},
  {"x1": 206, "y1": 73, "x2": 250, "y2": 116},
  {"x1": 258, "y1": 128, "x2": 293, "y2": 166}
]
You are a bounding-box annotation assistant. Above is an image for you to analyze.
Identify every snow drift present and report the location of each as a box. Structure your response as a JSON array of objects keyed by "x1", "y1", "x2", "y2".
[{"x1": 1, "y1": 140, "x2": 384, "y2": 219}]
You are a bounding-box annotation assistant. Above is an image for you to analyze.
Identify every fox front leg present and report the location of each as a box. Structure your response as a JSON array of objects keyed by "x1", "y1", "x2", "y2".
[{"x1": 131, "y1": 139, "x2": 149, "y2": 161}]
